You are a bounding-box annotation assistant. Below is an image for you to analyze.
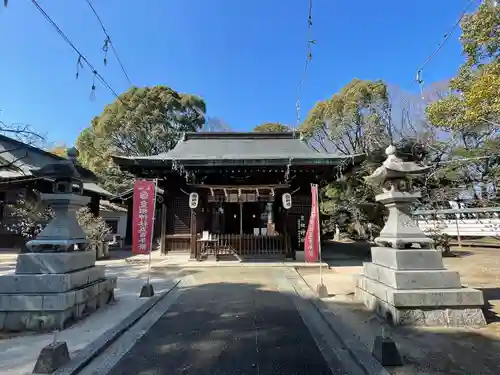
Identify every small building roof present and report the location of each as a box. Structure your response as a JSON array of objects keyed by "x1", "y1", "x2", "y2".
[
  {"x1": 99, "y1": 200, "x2": 128, "y2": 213},
  {"x1": 112, "y1": 132, "x2": 364, "y2": 167},
  {"x1": 0, "y1": 134, "x2": 113, "y2": 198},
  {"x1": 109, "y1": 185, "x2": 165, "y2": 202}
]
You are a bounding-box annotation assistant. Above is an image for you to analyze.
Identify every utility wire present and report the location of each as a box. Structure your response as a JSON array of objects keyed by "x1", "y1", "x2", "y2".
[
  {"x1": 31, "y1": 0, "x2": 124, "y2": 103},
  {"x1": 84, "y1": 0, "x2": 133, "y2": 86},
  {"x1": 415, "y1": 0, "x2": 476, "y2": 94},
  {"x1": 294, "y1": 0, "x2": 315, "y2": 136}
]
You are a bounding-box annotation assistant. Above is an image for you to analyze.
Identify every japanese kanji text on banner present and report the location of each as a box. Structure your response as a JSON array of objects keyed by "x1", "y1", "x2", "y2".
[
  {"x1": 132, "y1": 180, "x2": 156, "y2": 255},
  {"x1": 304, "y1": 183, "x2": 320, "y2": 262}
]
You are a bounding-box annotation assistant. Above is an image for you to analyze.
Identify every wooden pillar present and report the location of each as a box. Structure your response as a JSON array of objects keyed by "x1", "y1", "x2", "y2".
[
  {"x1": 88, "y1": 194, "x2": 100, "y2": 216},
  {"x1": 160, "y1": 201, "x2": 167, "y2": 254},
  {"x1": 284, "y1": 210, "x2": 294, "y2": 259},
  {"x1": 190, "y1": 208, "x2": 197, "y2": 259},
  {"x1": 125, "y1": 198, "x2": 133, "y2": 245},
  {"x1": 239, "y1": 201, "x2": 243, "y2": 251}
]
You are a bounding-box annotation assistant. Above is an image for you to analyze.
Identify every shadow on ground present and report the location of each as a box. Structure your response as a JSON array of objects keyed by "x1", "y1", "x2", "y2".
[
  {"x1": 479, "y1": 287, "x2": 500, "y2": 323},
  {"x1": 321, "y1": 241, "x2": 475, "y2": 267},
  {"x1": 91, "y1": 277, "x2": 500, "y2": 375},
  {"x1": 104, "y1": 281, "x2": 345, "y2": 375},
  {"x1": 321, "y1": 293, "x2": 500, "y2": 375},
  {"x1": 107, "y1": 249, "x2": 134, "y2": 260},
  {"x1": 321, "y1": 240, "x2": 372, "y2": 267}
]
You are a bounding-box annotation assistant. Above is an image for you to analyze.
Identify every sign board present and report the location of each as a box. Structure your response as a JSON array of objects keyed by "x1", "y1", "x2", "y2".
[
  {"x1": 132, "y1": 180, "x2": 156, "y2": 255},
  {"x1": 282, "y1": 193, "x2": 292, "y2": 209},
  {"x1": 189, "y1": 192, "x2": 199, "y2": 209}
]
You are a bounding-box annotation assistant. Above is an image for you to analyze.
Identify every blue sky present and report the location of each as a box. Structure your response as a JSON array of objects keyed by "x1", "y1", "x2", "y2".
[{"x1": 0, "y1": 0, "x2": 475, "y2": 146}]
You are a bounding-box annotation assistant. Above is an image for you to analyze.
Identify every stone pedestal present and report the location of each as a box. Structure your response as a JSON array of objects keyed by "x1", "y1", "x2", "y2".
[
  {"x1": 355, "y1": 186, "x2": 486, "y2": 326},
  {"x1": 355, "y1": 246, "x2": 486, "y2": 326},
  {"x1": 0, "y1": 251, "x2": 116, "y2": 331},
  {"x1": 373, "y1": 191, "x2": 433, "y2": 249},
  {"x1": 0, "y1": 188, "x2": 116, "y2": 331}
]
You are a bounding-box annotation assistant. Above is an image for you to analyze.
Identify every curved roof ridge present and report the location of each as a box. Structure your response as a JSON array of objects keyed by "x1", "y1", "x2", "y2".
[{"x1": 182, "y1": 132, "x2": 299, "y2": 140}]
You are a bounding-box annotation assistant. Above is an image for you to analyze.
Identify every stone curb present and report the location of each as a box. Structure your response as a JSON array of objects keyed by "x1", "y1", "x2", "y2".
[
  {"x1": 289, "y1": 268, "x2": 390, "y2": 375},
  {"x1": 51, "y1": 279, "x2": 181, "y2": 375},
  {"x1": 176, "y1": 262, "x2": 330, "y2": 268}
]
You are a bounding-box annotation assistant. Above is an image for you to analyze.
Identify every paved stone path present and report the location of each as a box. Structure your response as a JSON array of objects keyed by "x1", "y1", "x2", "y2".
[{"x1": 93, "y1": 268, "x2": 349, "y2": 375}]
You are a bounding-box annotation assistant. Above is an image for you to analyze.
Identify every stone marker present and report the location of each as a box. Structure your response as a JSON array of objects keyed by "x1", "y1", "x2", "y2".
[
  {"x1": 32, "y1": 341, "x2": 70, "y2": 374},
  {"x1": 0, "y1": 147, "x2": 116, "y2": 332},
  {"x1": 372, "y1": 335, "x2": 403, "y2": 367},
  {"x1": 140, "y1": 283, "x2": 155, "y2": 298},
  {"x1": 316, "y1": 283, "x2": 329, "y2": 298},
  {"x1": 355, "y1": 145, "x2": 486, "y2": 326}
]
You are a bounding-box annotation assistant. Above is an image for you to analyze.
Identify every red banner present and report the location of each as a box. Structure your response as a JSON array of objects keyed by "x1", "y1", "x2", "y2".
[
  {"x1": 304, "y1": 184, "x2": 320, "y2": 262},
  {"x1": 132, "y1": 180, "x2": 156, "y2": 254}
]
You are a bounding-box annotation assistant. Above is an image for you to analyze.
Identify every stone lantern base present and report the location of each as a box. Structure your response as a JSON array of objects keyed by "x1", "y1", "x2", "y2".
[
  {"x1": 0, "y1": 250, "x2": 116, "y2": 331},
  {"x1": 355, "y1": 247, "x2": 486, "y2": 326}
]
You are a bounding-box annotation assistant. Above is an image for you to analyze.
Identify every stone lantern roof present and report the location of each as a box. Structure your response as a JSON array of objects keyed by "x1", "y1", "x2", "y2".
[{"x1": 30, "y1": 147, "x2": 97, "y2": 194}]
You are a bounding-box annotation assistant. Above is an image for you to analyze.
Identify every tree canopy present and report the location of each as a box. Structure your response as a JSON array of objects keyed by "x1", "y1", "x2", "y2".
[
  {"x1": 425, "y1": 2, "x2": 500, "y2": 191},
  {"x1": 76, "y1": 86, "x2": 206, "y2": 193},
  {"x1": 253, "y1": 123, "x2": 291, "y2": 132},
  {"x1": 299, "y1": 77, "x2": 445, "y2": 237},
  {"x1": 48, "y1": 143, "x2": 68, "y2": 158},
  {"x1": 426, "y1": 3, "x2": 500, "y2": 130},
  {"x1": 300, "y1": 79, "x2": 395, "y2": 154}
]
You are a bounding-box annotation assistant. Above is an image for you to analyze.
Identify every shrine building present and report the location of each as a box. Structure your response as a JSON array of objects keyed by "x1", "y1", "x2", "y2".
[{"x1": 112, "y1": 132, "x2": 363, "y2": 260}]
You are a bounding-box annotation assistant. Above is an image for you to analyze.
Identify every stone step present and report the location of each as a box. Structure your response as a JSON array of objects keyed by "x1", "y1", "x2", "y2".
[
  {"x1": 15, "y1": 250, "x2": 96, "y2": 274},
  {"x1": 362, "y1": 262, "x2": 461, "y2": 290},
  {"x1": 0, "y1": 266, "x2": 105, "y2": 294},
  {"x1": 356, "y1": 276, "x2": 484, "y2": 307},
  {"x1": 370, "y1": 247, "x2": 445, "y2": 270}
]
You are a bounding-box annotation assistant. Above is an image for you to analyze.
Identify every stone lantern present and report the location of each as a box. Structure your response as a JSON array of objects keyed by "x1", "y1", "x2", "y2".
[
  {"x1": 0, "y1": 147, "x2": 116, "y2": 332},
  {"x1": 25, "y1": 147, "x2": 93, "y2": 252},
  {"x1": 355, "y1": 145, "x2": 486, "y2": 326}
]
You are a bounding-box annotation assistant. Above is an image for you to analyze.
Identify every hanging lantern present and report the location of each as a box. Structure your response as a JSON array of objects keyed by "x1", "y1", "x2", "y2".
[
  {"x1": 282, "y1": 193, "x2": 292, "y2": 210},
  {"x1": 189, "y1": 192, "x2": 199, "y2": 209}
]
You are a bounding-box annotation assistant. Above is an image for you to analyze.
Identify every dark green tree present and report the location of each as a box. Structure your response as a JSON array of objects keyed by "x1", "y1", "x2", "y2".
[
  {"x1": 253, "y1": 123, "x2": 291, "y2": 132},
  {"x1": 76, "y1": 86, "x2": 206, "y2": 193}
]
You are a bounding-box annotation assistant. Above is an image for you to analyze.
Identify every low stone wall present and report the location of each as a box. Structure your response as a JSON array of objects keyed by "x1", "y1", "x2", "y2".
[
  {"x1": 0, "y1": 278, "x2": 116, "y2": 331},
  {"x1": 0, "y1": 250, "x2": 117, "y2": 332}
]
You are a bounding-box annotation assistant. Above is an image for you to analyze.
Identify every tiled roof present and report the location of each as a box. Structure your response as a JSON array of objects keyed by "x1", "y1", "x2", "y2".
[{"x1": 113, "y1": 132, "x2": 364, "y2": 166}]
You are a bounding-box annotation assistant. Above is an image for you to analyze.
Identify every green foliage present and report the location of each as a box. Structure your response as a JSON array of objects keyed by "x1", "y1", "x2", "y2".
[
  {"x1": 300, "y1": 78, "x2": 439, "y2": 238},
  {"x1": 4, "y1": 198, "x2": 111, "y2": 244},
  {"x1": 426, "y1": 3, "x2": 500, "y2": 130},
  {"x1": 423, "y1": 224, "x2": 451, "y2": 254},
  {"x1": 48, "y1": 144, "x2": 68, "y2": 158},
  {"x1": 460, "y1": 3, "x2": 499, "y2": 67},
  {"x1": 75, "y1": 206, "x2": 111, "y2": 243},
  {"x1": 253, "y1": 122, "x2": 291, "y2": 132},
  {"x1": 76, "y1": 86, "x2": 206, "y2": 193},
  {"x1": 300, "y1": 78, "x2": 391, "y2": 154},
  {"x1": 425, "y1": 3, "x2": 500, "y2": 199}
]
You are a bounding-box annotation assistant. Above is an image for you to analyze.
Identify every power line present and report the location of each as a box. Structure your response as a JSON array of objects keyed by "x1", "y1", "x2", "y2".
[
  {"x1": 294, "y1": 0, "x2": 315, "y2": 136},
  {"x1": 415, "y1": 0, "x2": 476, "y2": 92},
  {"x1": 31, "y1": 0, "x2": 123, "y2": 103},
  {"x1": 84, "y1": 0, "x2": 133, "y2": 86}
]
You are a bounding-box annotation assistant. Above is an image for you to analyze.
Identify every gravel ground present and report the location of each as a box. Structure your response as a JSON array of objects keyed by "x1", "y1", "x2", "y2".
[{"x1": 299, "y1": 247, "x2": 500, "y2": 375}]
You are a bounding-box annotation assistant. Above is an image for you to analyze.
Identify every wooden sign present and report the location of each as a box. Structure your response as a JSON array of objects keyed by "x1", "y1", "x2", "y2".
[
  {"x1": 189, "y1": 192, "x2": 199, "y2": 209},
  {"x1": 282, "y1": 193, "x2": 292, "y2": 209}
]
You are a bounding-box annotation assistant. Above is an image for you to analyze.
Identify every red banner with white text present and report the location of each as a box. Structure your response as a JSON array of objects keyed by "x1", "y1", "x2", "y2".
[
  {"x1": 132, "y1": 180, "x2": 156, "y2": 255},
  {"x1": 304, "y1": 184, "x2": 320, "y2": 262}
]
